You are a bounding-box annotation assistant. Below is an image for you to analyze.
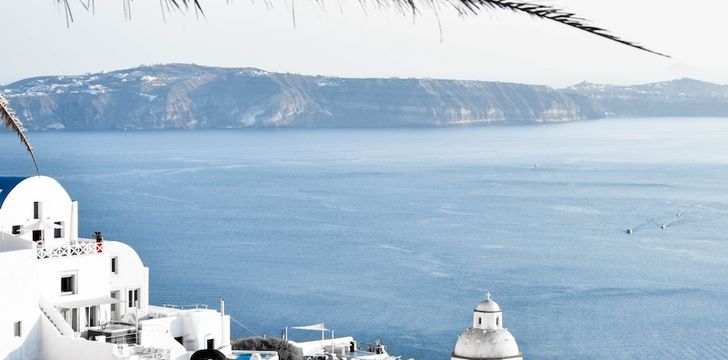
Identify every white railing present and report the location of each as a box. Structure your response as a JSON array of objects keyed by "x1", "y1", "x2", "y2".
[
  {"x1": 160, "y1": 304, "x2": 209, "y2": 310},
  {"x1": 36, "y1": 241, "x2": 103, "y2": 259},
  {"x1": 112, "y1": 345, "x2": 170, "y2": 360}
]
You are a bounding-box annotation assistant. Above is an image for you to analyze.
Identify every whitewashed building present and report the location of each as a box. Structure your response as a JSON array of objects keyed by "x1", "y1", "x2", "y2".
[
  {"x1": 0, "y1": 176, "x2": 232, "y2": 360},
  {"x1": 451, "y1": 293, "x2": 523, "y2": 360}
]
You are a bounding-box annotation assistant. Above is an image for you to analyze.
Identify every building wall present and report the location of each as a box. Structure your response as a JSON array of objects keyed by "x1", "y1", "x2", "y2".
[
  {"x1": 106, "y1": 241, "x2": 150, "y2": 318},
  {"x1": 0, "y1": 176, "x2": 76, "y2": 249},
  {"x1": 36, "y1": 253, "x2": 111, "y2": 307},
  {"x1": 39, "y1": 315, "x2": 114, "y2": 360},
  {"x1": 0, "y1": 249, "x2": 42, "y2": 360},
  {"x1": 141, "y1": 309, "x2": 230, "y2": 353}
]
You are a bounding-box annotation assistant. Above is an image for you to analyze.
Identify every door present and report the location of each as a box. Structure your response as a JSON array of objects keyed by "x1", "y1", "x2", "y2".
[
  {"x1": 71, "y1": 308, "x2": 79, "y2": 332},
  {"x1": 85, "y1": 306, "x2": 98, "y2": 327}
]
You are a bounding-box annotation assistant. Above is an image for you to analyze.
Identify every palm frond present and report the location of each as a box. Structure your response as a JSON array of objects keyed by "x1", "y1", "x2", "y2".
[
  {"x1": 56, "y1": 0, "x2": 668, "y2": 57},
  {"x1": 0, "y1": 95, "x2": 41, "y2": 176},
  {"x1": 453, "y1": 0, "x2": 668, "y2": 57}
]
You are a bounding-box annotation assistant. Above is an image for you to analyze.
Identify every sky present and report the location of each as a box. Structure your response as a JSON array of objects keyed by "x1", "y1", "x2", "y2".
[{"x1": 1, "y1": 0, "x2": 727, "y2": 88}]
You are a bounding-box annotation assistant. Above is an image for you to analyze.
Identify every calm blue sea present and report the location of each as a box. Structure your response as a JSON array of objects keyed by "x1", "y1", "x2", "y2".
[{"x1": 3, "y1": 118, "x2": 728, "y2": 360}]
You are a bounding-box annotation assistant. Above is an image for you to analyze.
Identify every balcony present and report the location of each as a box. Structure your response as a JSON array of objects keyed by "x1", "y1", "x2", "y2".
[{"x1": 36, "y1": 240, "x2": 103, "y2": 259}]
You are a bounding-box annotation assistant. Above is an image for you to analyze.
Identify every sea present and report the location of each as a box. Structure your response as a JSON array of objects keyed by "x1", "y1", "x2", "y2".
[{"x1": 3, "y1": 117, "x2": 728, "y2": 360}]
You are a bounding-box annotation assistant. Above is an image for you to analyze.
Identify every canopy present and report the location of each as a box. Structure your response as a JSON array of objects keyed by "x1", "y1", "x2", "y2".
[
  {"x1": 291, "y1": 323, "x2": 329, "y2": 331},
  {"x1": 23, "y1": 219, "x2": 62, "y2": 231},
  {"x1": 55, "y1": 296, "x2": 119, "y2": 309}
]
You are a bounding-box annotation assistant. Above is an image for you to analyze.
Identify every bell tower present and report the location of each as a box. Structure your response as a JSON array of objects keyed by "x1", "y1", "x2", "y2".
[{"x1": 473, "y1": 292, "x2": 503, "y2": 330}]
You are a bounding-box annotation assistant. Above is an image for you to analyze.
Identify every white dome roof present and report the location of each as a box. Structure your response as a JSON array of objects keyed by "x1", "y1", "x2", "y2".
[
  {"x1": 475, "y1": 294, "x2": 501, "y2": 313},
  {"x1": 452, "y1": 328, "x2": 521, "y2": 360}
]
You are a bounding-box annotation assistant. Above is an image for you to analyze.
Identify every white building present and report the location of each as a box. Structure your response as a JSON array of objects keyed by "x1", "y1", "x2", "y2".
[
  {"x1": 0, "y1": 176, "x2": 232, "y2": 360},
  {"x1": 451, "y1": 293, "x2": 523, "y2": 360}
]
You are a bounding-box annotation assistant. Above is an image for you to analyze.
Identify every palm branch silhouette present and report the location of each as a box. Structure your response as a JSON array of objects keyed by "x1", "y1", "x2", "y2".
[
  {"x1": 0, "y1": 95, "x2": 40, "y2": 176},
  {"x1": 56, "y1": 0, "x2": 667, "y2": 57}
]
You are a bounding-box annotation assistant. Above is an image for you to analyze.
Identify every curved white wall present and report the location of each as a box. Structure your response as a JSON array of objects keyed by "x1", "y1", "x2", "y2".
[
  {"x1": 106, "y1": 241, "x2": 150, "y2": 317},
  {"x1": 0, "y1": 176, "x2": 76, "y2": 249}
]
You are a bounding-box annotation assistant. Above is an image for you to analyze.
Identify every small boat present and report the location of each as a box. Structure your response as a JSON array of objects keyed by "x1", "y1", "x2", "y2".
[{"x1": 625, "y1": 228, "x2": 633, "y2": 234}]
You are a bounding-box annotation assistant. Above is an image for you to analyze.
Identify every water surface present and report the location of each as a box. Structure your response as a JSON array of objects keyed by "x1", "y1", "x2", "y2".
[{"x1": 3, "y1": 118, "x2": 728, "y2": 359}]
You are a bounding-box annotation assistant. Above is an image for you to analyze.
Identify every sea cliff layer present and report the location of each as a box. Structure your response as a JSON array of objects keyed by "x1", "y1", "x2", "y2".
[{"x1": 2, "y1": 64, "x2": 727, "y2": 130}]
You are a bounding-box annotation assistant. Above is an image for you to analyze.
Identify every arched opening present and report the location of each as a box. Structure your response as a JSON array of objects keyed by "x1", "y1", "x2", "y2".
[
  {"x1": 478, "y1": 317, "x2": 482, "y2": 325},
  {"x1": 496, "y1": 317, "x2": 500, "y2": 326}
]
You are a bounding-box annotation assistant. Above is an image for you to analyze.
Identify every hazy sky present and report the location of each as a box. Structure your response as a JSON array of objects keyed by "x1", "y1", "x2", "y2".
[{"x1": 1, "y1": 0, "x2": 727, "y2": 87}]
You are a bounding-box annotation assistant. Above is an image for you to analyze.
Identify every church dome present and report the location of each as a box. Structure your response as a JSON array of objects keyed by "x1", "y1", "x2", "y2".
[
  {"x1": 475, "y1": 297, "x2": 501, "y2": 313},
  {"x1": 452, "y1": 328, "x2": 521, "y2": 360},
  {"x1": 452, "y1": 293, "x2": 522, "y2": 360}
]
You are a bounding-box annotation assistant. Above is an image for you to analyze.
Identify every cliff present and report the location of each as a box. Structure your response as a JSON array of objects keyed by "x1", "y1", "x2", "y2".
[
  {"x1": 0, "y1": 64, "x2": 597, "y2": 130},
  {"x1": 2, "y1": 64, "x2": 726, "y2": 130}
]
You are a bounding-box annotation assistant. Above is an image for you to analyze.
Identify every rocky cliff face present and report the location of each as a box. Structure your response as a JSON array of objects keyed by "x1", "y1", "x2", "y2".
[
  {"x1": 0, "y1": 64, "x2": 596, "y2": 130},
  {"x1": 562, "y1": 78, "x2": 728, "y2": 118},
  {"x1": 2, "y1": 64, "x2": 726, "y2": 130}
]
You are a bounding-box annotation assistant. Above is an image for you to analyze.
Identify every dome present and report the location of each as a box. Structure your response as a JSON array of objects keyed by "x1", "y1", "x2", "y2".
[
  {"x1": 452, "y1": 328, "x2": 521, "y2": 360},
  {"x1": 475, "y1": 293, "x2": 501, "y2": 313}
]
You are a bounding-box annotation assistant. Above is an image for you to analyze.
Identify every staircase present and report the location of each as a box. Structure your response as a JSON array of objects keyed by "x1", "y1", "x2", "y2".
[{"x1": 38, "y1": 295, "x2": 74, "y2": 337}]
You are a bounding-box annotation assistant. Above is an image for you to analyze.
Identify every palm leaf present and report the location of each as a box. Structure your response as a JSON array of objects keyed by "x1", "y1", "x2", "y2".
[
  {"x1": 57, "y1": 0, "x2": 667, "y2": 57},
  {"x1": 0, "y1": 95, "x2": 40, "y2": 176}
]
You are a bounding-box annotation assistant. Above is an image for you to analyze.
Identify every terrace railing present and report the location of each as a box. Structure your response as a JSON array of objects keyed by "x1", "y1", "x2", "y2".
[{"x1": 36, "y1": 240, "x2": 103, "y2": 259}]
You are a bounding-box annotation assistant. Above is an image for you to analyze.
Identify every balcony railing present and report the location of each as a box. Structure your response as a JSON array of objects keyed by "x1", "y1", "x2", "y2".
[{"x1": 36, "y1": 241, "x2": 103, "y2": 259}]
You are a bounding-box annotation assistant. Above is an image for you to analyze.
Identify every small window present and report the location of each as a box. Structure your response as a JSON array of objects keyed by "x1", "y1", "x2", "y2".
[
  {"x1": 61, "y1": 275, "x2": 76, "y2": 295},
  {"x1": 478, "y1": 317, "x2": 482, "y2": 325},
  {"x1": 128, "y1": 289, "x2": 140, "y2": 308},
  {"x1": 33, "y1": 230, "x2": 43, "y2": 242},
  {"x1": 33, "y1": 202, "x2": 40, "y2": 219},
  {"x1": 54, "y1": 222, "x2": 63, "y2": 239},
  {"x1": 12, "y1": 225, "x2": 21, "y2": 235},
  {"x1": 111, "y1": 257, "x2": 118, "y2": 274},
  {"x1": 110, "y1": 291, "x2": 119, "y2": 318},
  {"x1": 13, "y1": 321, "x2": 22, "y2": 337},
  {"x1": 496, "y1": 317, "x2": 500, "y2": 326}
]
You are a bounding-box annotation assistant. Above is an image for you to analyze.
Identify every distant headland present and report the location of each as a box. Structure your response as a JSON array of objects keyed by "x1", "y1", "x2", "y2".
[{"x1": 2, "y1": 64, "x2": 727, "y2": 130}]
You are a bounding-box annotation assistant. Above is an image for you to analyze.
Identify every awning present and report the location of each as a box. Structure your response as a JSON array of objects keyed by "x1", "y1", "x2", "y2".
[
  {"x1": 291, "y1": 323, "x2": 329, "y2": 331},
  {"x1": 23, "y1": 219, "x2": 62, "y2": 231},
  {"x1": 54, "y1": 296, "x2": 119, "y2": 309}
]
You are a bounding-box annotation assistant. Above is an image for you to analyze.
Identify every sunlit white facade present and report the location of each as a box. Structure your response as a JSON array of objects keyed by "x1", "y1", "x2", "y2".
[{"x1": 0, "y1": 176, "x2": 231, "y2": 360}]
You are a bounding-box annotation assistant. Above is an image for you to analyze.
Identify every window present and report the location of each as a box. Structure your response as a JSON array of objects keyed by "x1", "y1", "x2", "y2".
[
  {"x1": 110, "y1": 291, "x2": 120, "y2": 320},
  {"x1": 207, "y1": 338, "x2": 215, "y2": 350},
  {"x1": 111, "y1": 257, "x2": 118, "y2": 274},
  {"x1": 12, "y1": 225, "x2": 21, "y2": 235},
  {"x1": 478, "y1": 317, "x2": 482, "y2": 325},
  {"x1": 32, "y1": 230, "x2": 43, "y2": 242},
  {"x1": 33, "y1": 201, "x2": 40, "y2": 219},
  {"x1": 54, "y1": 222, "x2": 63, "y2": 239},
  {"x1": 61, "y1": 275, "x2": 76, "y2": 295},
  {"x1": 128, "y1": 289, "x2": 140, "y2": 308},
  {"x1": 13, "y1": 321, "x2": 22, "y2": 337},
  {"x1": 496, "y1": 317, "x2": 500, "y2": 326}
]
